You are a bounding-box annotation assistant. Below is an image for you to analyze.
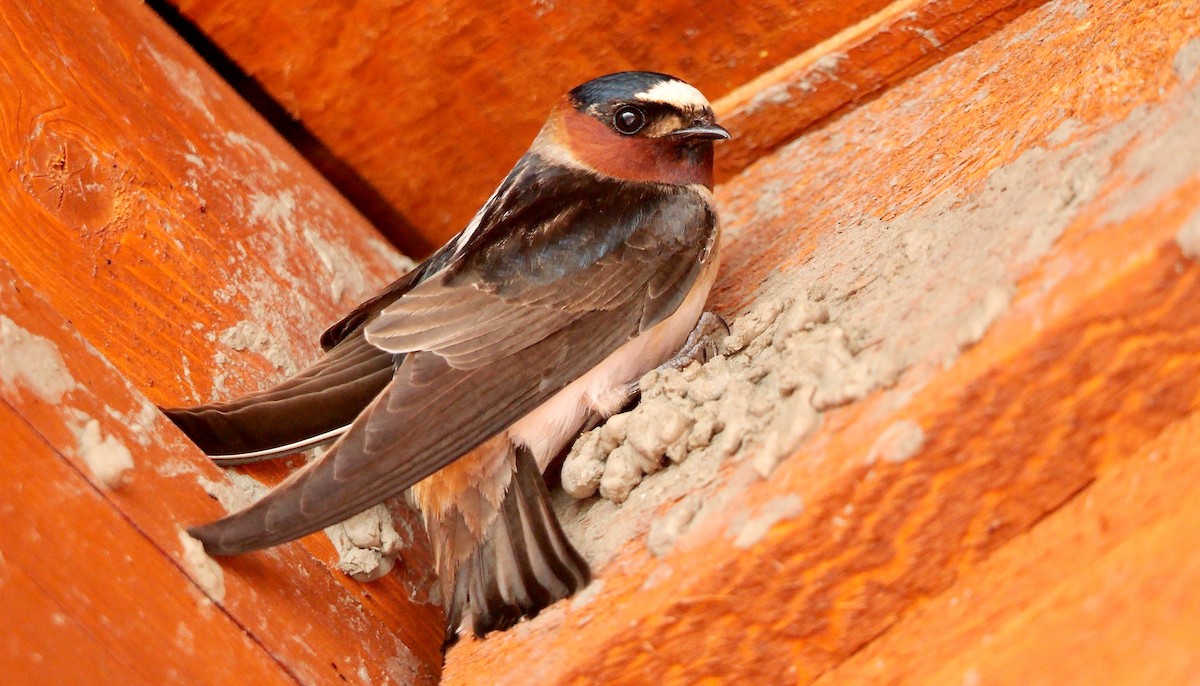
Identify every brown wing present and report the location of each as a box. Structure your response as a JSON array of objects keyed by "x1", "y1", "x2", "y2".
[
  {"x1": 317, "y1": 245, "x2": 448, "y2": 351},
  {"x1": 190, "y1": 172, "x2": 716, "y2": 555},
  {"x1": 316, "y1": 149, "x2": 542, "y2": 351},
  {"x1": 366, "y1": 168, "x2": 712, "y2": 366}
]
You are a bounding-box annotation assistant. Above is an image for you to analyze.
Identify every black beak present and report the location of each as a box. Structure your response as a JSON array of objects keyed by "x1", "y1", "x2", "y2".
[{"x1": 670, "y1": 123, "x2": 732, "y2": 141}]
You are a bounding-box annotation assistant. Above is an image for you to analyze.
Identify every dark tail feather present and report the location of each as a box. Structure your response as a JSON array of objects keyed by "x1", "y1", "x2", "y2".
[
  {"x1": 448, "y1": 447, "x2": 591, "y2": 637},
  {"x1": 163, "y1": 335, "x2": 396, "y2": 463}
]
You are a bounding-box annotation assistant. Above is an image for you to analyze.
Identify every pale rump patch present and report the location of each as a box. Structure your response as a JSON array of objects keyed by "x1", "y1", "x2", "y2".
[{"x1": 636, "y1": 80, "x2": 711, "y2": 110}]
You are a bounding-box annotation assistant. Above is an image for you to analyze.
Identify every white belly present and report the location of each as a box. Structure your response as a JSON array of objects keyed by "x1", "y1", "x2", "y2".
[{"x1": 509, "y1": 249, "x2": 720, "y2": 471}]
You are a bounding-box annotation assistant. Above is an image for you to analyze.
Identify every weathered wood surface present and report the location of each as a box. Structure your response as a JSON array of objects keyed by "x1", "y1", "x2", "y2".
[
  {"x1": 444, "y1": 0, "x2": 1200, "y2": 681},
  {"x1": 164, "y1": 0, "x2": 1024, "y2": 251},
  {"x1": 0, "y1": 0, "x2": 442, "y2": 682},
  {"x1": 814, "y1": 410, "x2": 1200, "y2": 685},
  {"x1": 0, "y1": 400, "x2": 292, "y2": 685},
  {"x1": 0, "y1": 258, "x2": 436, "y2": 684},
  {"x1": 712, "y1": 0, "x2": 1046, "y2": 181}
]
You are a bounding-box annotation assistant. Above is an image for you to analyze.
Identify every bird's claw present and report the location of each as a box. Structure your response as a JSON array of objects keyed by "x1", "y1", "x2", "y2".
[
  {"x1": 619, "y1": 311, "x2": 728, "y2": 401},
  {"x1": 660, "y1": 311, "x2": 728, "y2": 372}
]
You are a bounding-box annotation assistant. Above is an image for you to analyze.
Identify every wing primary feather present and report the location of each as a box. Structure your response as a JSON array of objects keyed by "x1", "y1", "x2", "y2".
[
  {"x1": 163, "y1": 334, "x2": 395, "y2": 461},
  {"x1": 205, "y1": 425, "x2": 350, "y2": 465}
]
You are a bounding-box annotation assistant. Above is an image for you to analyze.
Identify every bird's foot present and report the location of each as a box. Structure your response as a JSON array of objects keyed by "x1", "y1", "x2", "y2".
[
  {"x1": 660, "y1": 311, "x2": 729, "y2": 372},
  {"x1": 619, "y1": 311, "x2": 729, "y2": 402}
]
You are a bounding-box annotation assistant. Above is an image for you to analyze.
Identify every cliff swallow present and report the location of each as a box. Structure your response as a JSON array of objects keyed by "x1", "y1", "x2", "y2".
[{"x1": 166, "y1": 71, "x2": 730, "y2": 637}]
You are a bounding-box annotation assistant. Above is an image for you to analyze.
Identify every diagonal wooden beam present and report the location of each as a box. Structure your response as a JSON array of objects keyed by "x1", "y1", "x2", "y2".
[
  {"x1": 0, "y1": 0, "x2": 443, "y2": 681},
  {"x1": 814, "y1": 410, "x2": 1200, "y2": 685},
  {"x1": 0, "y1": 257, "x2": 441, "y2": 684},
  {"x1": 0, "y1": 400, "x2": 296, "y2": 685}
]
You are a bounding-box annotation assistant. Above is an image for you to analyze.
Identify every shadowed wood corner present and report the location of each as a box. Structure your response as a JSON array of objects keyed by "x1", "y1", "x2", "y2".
[{"x1": 1, "y1": 0, "x2": 1199, "y2": 684}]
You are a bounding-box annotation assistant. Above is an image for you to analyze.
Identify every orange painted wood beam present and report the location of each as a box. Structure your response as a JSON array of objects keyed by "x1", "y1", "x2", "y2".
[
  {"x1": 0, "y1": 0, "x2": 403, "y2": 405},
  {"x1": 2, "y1": 558, "x2": 153, "y2": 685},
  {"x1": 712, "y1": 0, "x2": 1047, "y2": 182},
  {"x1": 0, "y1": 402, "x2": 293, "y2": 685},
  {"x1": 0, "y1": 258, "x2": 438, "y2": 684},
  {"x1": 814, "y1": 410, "x2": 1200, "y2": 685},
  {"x1": 444, "y1": 0, "x2": 1200, "y2": 681},
  {"x1": 0, "y1": 0, "x2": 443, "y2": 682}
]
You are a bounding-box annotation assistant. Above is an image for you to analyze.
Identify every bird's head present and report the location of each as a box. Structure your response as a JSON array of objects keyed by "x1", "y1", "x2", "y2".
[{"x1": 536, "y1": 71, "x2": 730, "y2": 188}]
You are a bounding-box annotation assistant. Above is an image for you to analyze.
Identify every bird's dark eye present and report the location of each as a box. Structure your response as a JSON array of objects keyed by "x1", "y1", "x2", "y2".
[{"x1": 613, "y1": 105, "x2": 647, "y2": 135}]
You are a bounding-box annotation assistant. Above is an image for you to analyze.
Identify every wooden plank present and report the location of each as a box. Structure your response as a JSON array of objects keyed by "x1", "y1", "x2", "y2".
[
  {"x1": 0, "y1": 0, "x2": 444, "y2": 681},
  {"x1": 712, "y1": 0, "x2": 1048, "y2": 182},
  {"x1": 0, "y1": 563, "x2": 150, "y2": 686},
  {"x1": 166, "y1": 0, "x2": 901, "y2": 250},
  {"x1": 0, "y1": 256, "x2": 440, "y2": 685},
  {"x1": 443, "y1": 0, "x2": 1200, "y2": 681},
  {"x1": 814, "y1": 410, "x2": 1200, "y2": 685},
  {"x1": 0, "y1": 0, "x2": 405, "y2": 406},
  {"x1": 0, "y1": 402, "x2": 294, "y2": 685}
]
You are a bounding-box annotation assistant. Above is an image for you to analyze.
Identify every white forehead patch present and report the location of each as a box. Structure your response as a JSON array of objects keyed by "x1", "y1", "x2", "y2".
[{"x1": 635, "y1": 79, "x2": 710, "y2": 109}]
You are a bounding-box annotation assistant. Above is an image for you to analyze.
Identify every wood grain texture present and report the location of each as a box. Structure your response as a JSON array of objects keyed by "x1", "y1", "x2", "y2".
[
  {"x1": 0, "y1": 0, "x2": 404, "y2": 406},
  {"x1": 0, "y1": 402, "x2": 293, "y2": 685},
  {"x1": 712, "y1": 0, "x2": 1048, "y2": 181},
  {"x1": 0, "y1": 0, "x2": 443, "y2": 682},
  {"x1": 813, "y1": 411, "x2": 1200, "y2": 685},
  {"x1": 165, "y1": 0, "x2": 895, "y2": 250},
  {"x1": 3, "y1": 0, "x2": 1196, "y2": 682},
  {"x1": 0, "y1": 258, "x2": 438, "y2": 684},
  {"x1": 444, "y1": 0, "x2": 1200, "y2": 681},
  {"x1": 0, "y1": 562, "x2": 151, "y2": 686}
]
